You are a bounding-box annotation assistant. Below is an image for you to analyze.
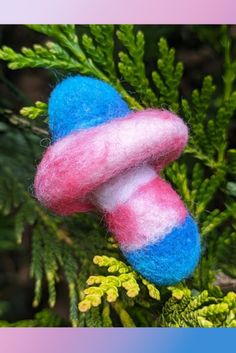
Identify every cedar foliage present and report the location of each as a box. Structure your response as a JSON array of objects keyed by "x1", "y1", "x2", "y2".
[{"x1": 0, "y1": 25, "x2": 235, "y2": 327}]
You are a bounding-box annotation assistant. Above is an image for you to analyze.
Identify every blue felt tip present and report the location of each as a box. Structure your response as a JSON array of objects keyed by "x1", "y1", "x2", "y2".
[
  {"x1": 48, "y1": 75, "x2": 131, "y2": 141},
  {"x1": 124, "y1": 215, "x2": 201, "y2": 286}
]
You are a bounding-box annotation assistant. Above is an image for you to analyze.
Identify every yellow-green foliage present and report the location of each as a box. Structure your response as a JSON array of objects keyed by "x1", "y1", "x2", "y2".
[
  {"x1": 160, "y1": 290, "x2": 236, "y2": 328},
  {"x1": 79, "y1": 256, "x2": 160, "y2": 313}
]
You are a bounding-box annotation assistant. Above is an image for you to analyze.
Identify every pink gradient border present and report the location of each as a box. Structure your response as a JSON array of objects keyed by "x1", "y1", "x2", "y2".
[
  {"x1": 0, "y1": 328, "x2": 234, "y2": 353},
  {"x1": 0, "y1": 1, "x2": 235, "y2": 352},
  {"x1": 0, "y1": 0, "x2": 235, "y2": 23}
]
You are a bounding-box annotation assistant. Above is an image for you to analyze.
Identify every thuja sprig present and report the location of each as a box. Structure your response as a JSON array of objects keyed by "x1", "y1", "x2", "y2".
[
  {"x1": 152, "y1": 37, "x2": 183, "y2": 112},
  {"x1": 0, "y1": 167, "x2": 80, "y2": 327},
  {"x1": 78, "y1": 256, "x2": 160, "y2": 312},
  {"x1": 160, "y1": 290, "x2": 236, "y2": 327},
  {"x1": 117, "y1": 25, "x2": 158, "y2": 107},
  {"x1": 20, "y1": 101, "x2": 48, "y2": 120},
  {"x1": 82, "y1": 25, "x2": 116, "y2": 82},
  {"x1": 0, "y1": 25, "x2": 142, "y2": 110}
]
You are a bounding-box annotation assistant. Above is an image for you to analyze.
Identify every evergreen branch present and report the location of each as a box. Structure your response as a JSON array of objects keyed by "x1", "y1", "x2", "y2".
[
  {"x1": 112, "y1": 301, "x2": 136, "y2": 327},
  {"x1": 1, "y1": 108, "x2": 49, "y2": 136},
  {"x1": 0, "y1": 309, "x2": 63, "y2": 327},
  {"x1": 201, "y1": 203, "x2": 236, "y2": 236},
  {"x1": 82, "y1": 25, "x2": 116, "y2": 81},
  {"x1": 117, "y1": 25, "x2": 158, "y2": 107},
  {"x1": 221, "y1": 25, "x2": 236, "y2": 100},
  {"x1": 152, "y1": 37, "x2": 183, "y2": 111},
  {"x1": 160, "y1": 289, "x2": 236, "y2": 327},
  {"x1": 20, "y1": 101, "x2": 48, "y2": 120},
  {"x1": 78, "y1": 256, "x2": 160, "y2": 312}
]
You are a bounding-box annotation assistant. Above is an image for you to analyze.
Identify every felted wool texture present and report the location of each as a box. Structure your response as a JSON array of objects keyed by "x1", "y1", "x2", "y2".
[
  {"x1": 124, "y1": 215, "x2": 200, "y2": 285},
  {"x1": 105, "y1": 175, "x2": 188, "y2": 251},
  {"x1": 48, "y1": 75, "x2": 130, "y2": 142},
  {"x1": 93, "y1": 164, "x2": 157, "y2": 211},
  {"x1": 35, "y1": 109, "x2": 188, "y2": 215},
  {"x1": 34, "y1": 75, "x2": 201, "y2": 286}
]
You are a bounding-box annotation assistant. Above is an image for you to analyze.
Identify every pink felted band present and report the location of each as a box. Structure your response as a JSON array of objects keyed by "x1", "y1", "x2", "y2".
[
  {"x1": 34, "y1": 109, "x2": 188, "y2": 215},
  {"x1": 105, "y1": 176, "x2": 187, "y2": 251}
]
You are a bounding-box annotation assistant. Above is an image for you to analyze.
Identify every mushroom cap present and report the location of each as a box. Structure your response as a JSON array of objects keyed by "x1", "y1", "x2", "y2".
[
  {"x1": 35, "y1": 109, "x2": 188, "y2": 215},
  {"x1": 48, "y1": 75, "x2": 130, "y2": 142}
]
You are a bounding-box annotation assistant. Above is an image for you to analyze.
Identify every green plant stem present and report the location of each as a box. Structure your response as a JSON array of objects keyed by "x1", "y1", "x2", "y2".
[
  {"x1": 222, "y1": 26, "x2": 235, "y2": 101},
  {"x1": 112, "y1": 301, "x2": 136, "y2": 327}
]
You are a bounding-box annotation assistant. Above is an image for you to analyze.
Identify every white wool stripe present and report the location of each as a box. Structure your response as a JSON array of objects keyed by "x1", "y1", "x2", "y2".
[{"x1": 92, "y1": 164, "x2": 157, "y2": 211}]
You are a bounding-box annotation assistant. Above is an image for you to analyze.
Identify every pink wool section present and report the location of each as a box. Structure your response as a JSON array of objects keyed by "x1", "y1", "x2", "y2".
[
  {"x1": 106, "y1": 177, "x2": 187, "y2": 251},
  {"x1": 92, "y1": 164, "x2": 157, "y2": 211},
  {"x1": 35, "y1": 109, "x2": 188, "y2": 215}
]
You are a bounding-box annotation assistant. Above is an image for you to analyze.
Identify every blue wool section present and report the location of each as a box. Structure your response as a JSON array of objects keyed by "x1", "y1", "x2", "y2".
[
  {"x1": 124, "y1": 215, "x2": 200, "y2": 286},
  {"x1": 48, "y1": 75, "x2": 131, "y2": 141}
]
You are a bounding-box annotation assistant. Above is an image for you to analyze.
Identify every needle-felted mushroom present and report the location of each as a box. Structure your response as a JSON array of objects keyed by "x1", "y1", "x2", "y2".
[{"x1": 34, "y1": 75, "x2": 201, "y2": 285}]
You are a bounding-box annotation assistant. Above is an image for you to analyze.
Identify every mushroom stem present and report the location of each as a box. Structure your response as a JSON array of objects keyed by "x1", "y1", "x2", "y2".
[
  {"x1": 92, "y1": 164, "x2": 157, "y2": 212},
  {"x1": 92, "y1": 164, "x2": 187, "y2": 250},
  {"x1": 91, "y1": 164, "x2": 200, "y2": 285}
]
